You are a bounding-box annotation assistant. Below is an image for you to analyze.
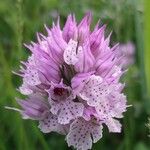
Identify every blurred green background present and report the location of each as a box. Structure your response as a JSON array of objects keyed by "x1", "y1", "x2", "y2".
[{"x1": 0, "y1": 0, "x2": 150, "y2": 150}]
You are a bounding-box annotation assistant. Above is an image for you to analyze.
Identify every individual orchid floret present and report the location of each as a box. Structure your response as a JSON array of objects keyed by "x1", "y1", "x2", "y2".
[
  {"x1": 10, "y1": 93, "x2": 68, "y2": 135},
  {"x1": 117, "y1": 41, "x2": 135, "y2": 68},
  {"x1": 18, "y1": 55, "x2": 42, "y2": 95},
  {"x1": 9, "y1": 13, "x2": 129, "y2": 150},
  {"x1": 48, "y1": 81, "x2": 84, "y2": 124},
  {"x1": 16, "y1": 94, "x2": 49, "y2": 120}
]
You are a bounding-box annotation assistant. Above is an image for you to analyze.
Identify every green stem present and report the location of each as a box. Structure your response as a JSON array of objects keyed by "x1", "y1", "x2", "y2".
[{"x1": 16, "y1": 0, "x2": 24, "y2": 60}]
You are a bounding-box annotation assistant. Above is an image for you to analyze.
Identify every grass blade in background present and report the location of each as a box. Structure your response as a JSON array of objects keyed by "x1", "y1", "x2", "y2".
[
  {"x1": 134, "y1": 0, "x2": 146, "y2": 102},
  {"x1": 144, "y1": 0, "x2": 150, "y2": 99},
  {"x1": 16, "y1": 0, "x2": 24, "y2": 60}
]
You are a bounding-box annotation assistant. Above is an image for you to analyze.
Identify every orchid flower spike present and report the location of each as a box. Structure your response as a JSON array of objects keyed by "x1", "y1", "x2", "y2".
[{"x1": 9, "y1": 13, "x2": 128, "y2": 150}]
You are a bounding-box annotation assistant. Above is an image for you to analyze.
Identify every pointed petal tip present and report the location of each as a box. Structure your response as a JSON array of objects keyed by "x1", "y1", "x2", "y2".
[
  {"x1": 36, "y1": 32, "x2": 41, "y2": 43},
  {"x1": 85, "y1": 11, "x2": 92, "y2": 24}
]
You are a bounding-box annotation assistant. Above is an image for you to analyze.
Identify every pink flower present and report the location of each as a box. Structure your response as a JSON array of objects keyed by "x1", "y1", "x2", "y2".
[
  {"x1": 11, "y1": 13, "x2": 128, "y2": 150},
  {"x1": 117, "y1": 42, "x2": 135, "y2": 69}
]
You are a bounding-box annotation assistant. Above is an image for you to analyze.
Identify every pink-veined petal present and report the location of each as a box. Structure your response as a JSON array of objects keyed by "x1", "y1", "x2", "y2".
[
  {"x1": 79, "y1": 75, "x2": 113, "y2": 107},
  {"x1": 50, "y1": 99, "x2": 84, "y2": 125},
  {"x1": 66, "y1": 118, "x2": 103, "y2": 150},
  {"x1": 63, "y1": 39, "x2": 82, "y2": 65},
  {"x1": 104, "y1": 118, "x2": 122, "y2": 133},
  {"x1": 39, "y1": 113, "x2": 66, "y2": 134}
]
